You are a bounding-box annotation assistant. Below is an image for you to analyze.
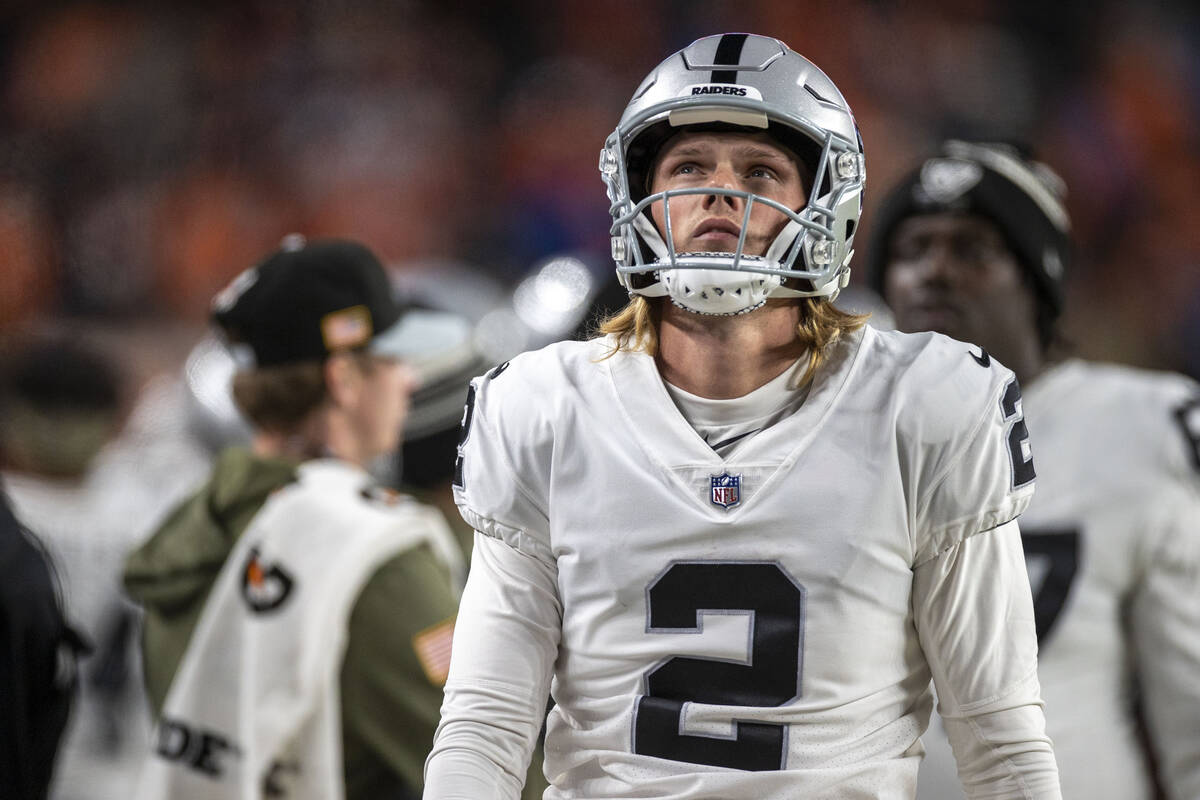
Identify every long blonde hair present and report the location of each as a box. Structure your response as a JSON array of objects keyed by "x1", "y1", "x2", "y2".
[{"x1": 596, "y1": 295, "x2": 868, "y2": 388}]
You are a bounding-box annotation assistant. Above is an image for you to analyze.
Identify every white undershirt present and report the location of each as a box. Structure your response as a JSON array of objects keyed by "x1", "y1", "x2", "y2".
[{"x1": 663, "y1": 359, "x2": 810, "y2": 457}]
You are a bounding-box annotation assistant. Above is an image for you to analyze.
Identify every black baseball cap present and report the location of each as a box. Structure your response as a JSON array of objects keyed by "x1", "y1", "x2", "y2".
[{"x1": 212, "y1": 235, "x2": 417, "y2": 368}]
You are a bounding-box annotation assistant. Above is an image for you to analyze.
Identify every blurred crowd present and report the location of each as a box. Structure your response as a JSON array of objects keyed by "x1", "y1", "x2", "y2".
[{"x1": 1, "y1": 0, "x2": 1198, "y2": 373}]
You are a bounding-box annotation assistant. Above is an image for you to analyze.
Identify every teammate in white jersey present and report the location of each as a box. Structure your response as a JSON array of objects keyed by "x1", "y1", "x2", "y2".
[
  {"x1": 870, "y1": 140, "x2": 1200, "y2": 800},
  {"x1": 424, "y1": 35, "x2": 1061, "y2": 800}
]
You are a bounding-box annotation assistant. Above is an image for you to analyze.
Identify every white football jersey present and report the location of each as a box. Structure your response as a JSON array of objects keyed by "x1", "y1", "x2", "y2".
[
  {"x1": 429, "y1": 326, "x2": 1059, "y2": 800},
  {"x1": 917, "y1": 359, "x2": 1200, "y2": 800}
]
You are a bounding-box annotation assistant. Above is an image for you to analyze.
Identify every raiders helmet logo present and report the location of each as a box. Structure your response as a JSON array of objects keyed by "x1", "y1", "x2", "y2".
[
  {"x1": 241, "y1": 547, "x2": 295, "y2": 613},
  {"x1": 1042, "y1": 246, "x2": 1064, "y2": 280},
  {"x1": 917, "y1": 158, "x2": 984, "y2": 204}
]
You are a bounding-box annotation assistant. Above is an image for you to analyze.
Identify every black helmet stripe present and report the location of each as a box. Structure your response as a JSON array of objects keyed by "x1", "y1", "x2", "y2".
[{"x1": 710, "y1": 33, "x2": 748, "y2": 83}]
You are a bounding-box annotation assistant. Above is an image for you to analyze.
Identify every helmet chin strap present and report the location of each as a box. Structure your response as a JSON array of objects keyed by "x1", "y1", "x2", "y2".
[
  {"x1": 765, "y1": 218, "x2": 803, "y2": 264},
  {"x1": 632, "y1": 213, "x2": 670, "y2": 261},
  {"x1": 659, "y1": 267, "x2": 784, "y2": 315}
]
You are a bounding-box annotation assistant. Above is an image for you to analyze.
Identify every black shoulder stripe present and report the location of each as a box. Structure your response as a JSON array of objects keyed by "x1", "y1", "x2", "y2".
[
  {"x1": 1173, "y1": 397, "x2": 1200, "y2": 472},
  {"x1": 711, "y1": 33, "x2": 748, "y2": 83}
]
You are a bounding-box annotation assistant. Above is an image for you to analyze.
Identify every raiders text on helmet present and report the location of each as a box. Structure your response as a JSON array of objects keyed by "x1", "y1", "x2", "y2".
[{"x1": 599, "y1": 33, "x2": 866, "y2": 314}]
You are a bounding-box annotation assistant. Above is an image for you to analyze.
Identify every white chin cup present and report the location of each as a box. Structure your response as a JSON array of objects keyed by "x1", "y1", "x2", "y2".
[{"x1": 658, "y1": 268, "x2": 784, "y2": 316}]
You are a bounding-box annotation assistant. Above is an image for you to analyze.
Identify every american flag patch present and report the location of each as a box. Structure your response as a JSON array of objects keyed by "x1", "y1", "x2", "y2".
[
  {"x1": 412, "y1": 617, "x2": 455, "y2": 686},
  {"x1": 320, "y1": 305, "x2": 373, "y2": 350}
]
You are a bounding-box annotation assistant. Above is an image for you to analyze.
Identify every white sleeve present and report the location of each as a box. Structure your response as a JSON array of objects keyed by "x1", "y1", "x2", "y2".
[
  {"x1": 1131, "y1": 485, "x2": 1200, "y2": 800},
  {"x1": 914, "y1": 519, "x2": 1062, "y2": 800},
  {"x1": 911, "y1": 368, "x2": 1035, "y2": 565},
  {"x1": 453, "y1": 370, "x2": 554, "y2": 562},
  {"x1": 424, "y1": 532, "x2": 561, "y2": 800}
]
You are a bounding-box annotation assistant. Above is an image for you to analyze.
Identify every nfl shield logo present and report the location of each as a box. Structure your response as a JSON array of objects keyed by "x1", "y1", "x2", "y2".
[{"x1": 710, "y1": 472, "x2": 741, "y2": 509}]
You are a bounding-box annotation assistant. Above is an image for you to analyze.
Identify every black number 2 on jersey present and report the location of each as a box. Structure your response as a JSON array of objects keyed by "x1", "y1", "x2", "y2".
[
  {"x1": 453, "y1": 364, "x2": 510, "y2": 491},
  {"x1": 1174, "y1": 397, "x2": 1200, "y2": 473},
  {"x1": 1001, "y1": 378, "x2": 1036, "y2": 489},
  {"x1": 452, "y1": 383, "x2": 476, "y2": 490},
  {"x1": 633, "y1": 562, "x2": 805, "y2": 771}
]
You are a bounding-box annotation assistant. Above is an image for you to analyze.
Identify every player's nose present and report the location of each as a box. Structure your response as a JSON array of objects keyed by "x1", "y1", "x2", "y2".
[
  {"x1": 913, "y1": 240, "x2": 963, "y2": 287},
  {"x1": 702, "y1": 163, "x2": 740, "y2": 210}
]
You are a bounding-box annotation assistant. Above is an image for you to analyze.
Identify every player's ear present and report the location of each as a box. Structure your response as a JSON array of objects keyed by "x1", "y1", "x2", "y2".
[{"x1": 323, "y1": 352, "x2": 363, "y2": 409}]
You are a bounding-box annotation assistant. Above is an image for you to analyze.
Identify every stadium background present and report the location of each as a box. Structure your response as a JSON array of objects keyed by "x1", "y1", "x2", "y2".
[{"x1": 1, "y1": 0, "x2": 1198, "y2": 387}]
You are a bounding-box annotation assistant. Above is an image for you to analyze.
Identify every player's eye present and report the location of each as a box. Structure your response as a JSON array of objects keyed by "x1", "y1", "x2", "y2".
[
  {"x1": 950, "y1": 235, "x2": 1004, "y2": 265},
  {"x1": 890, "y1": 235, "x2": 928, "y2": 261}
]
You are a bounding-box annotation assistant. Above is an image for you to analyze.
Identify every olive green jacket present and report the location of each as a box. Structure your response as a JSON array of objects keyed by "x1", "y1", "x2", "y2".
[{"x1": 125, "y1": 449, "x2": 465, "y2": 799}]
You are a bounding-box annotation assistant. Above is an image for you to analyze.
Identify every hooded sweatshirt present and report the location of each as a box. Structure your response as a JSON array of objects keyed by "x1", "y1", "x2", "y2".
[{"x1": 124, "y1": 448, "x2": 461, "y2": 799}]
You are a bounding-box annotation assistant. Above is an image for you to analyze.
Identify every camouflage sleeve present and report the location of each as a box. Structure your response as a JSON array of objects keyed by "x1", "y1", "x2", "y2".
[{"x1": 339, "y1": 543, "x2": 459, "y2": 799}]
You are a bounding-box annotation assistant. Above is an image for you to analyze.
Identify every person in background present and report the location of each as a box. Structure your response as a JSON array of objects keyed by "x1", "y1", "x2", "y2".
[
  {"x1": 424, "y1": 34, "x2": 1060, "y2": 799},
  {"x1": 870, "y1": 139, "x2": 1200, "y2": 800},
  {"x1": 390, "y1": 272, "x2": 554, "y2": 799},
  {"x1": 393, "y1": 299, "x2": 497, "y2": 559},
  {"x1": 124, "y1": 237, "x2": 464, "y2": 800},
  {"x1": 0, "y1": 333, "x2": 153, "y2": 800},
  {"x1": 393, "y1": 255, "x2": 605, "y2": 558},
  {"x1": 0, "y1": 488, "x2": 83, "y2": 800}
]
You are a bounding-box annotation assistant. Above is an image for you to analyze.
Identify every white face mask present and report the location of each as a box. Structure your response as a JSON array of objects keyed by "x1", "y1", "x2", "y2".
[{"x1": 658, "y1": 261, "x2": 785, "y2": 315}]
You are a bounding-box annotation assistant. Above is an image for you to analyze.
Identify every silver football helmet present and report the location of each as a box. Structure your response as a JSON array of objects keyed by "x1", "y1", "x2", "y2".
[{"x1": 600, "y1": 34, "x2": 865, "y2": 314}]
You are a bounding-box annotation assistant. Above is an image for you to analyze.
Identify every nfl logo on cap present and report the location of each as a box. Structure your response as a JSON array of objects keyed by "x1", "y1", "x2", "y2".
[{"x1": 710, "y1": 472, "x2": 741, "y2": 509}]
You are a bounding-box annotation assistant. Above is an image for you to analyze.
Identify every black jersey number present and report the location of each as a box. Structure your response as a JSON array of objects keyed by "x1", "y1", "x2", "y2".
[
  {"x1": 451, "y1": 383, "x2": 476, "y2": 489},
  {"x1": 1001, "y1": 379, "x2": 1036, "y2": 489},
  {"x1": 1020, "y1": 528, "x2": 1080, "y2": 643},
  {"x1": 633, "y1": 562, "x2": 805, "y2": 771},
  {"x1": 1174, "y1": 398, "x2": 1200, "y2": 472},
  {"x1": 452, "y1": 363, "x2": 510, "y2": 490}
]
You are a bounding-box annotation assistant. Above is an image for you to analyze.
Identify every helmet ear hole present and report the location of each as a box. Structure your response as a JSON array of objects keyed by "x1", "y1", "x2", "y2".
[{"x1": 635, "y1": 238, "x2": 659, "y2": 268}]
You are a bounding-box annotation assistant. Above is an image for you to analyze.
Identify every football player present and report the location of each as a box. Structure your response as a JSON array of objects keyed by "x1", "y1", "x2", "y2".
[
  {"x1": 869, "y1": 141, "x2": 1200, "y2": 800},
  {"x1": 425, "y1": 35, "x2": 1061, "y2": 799}
]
